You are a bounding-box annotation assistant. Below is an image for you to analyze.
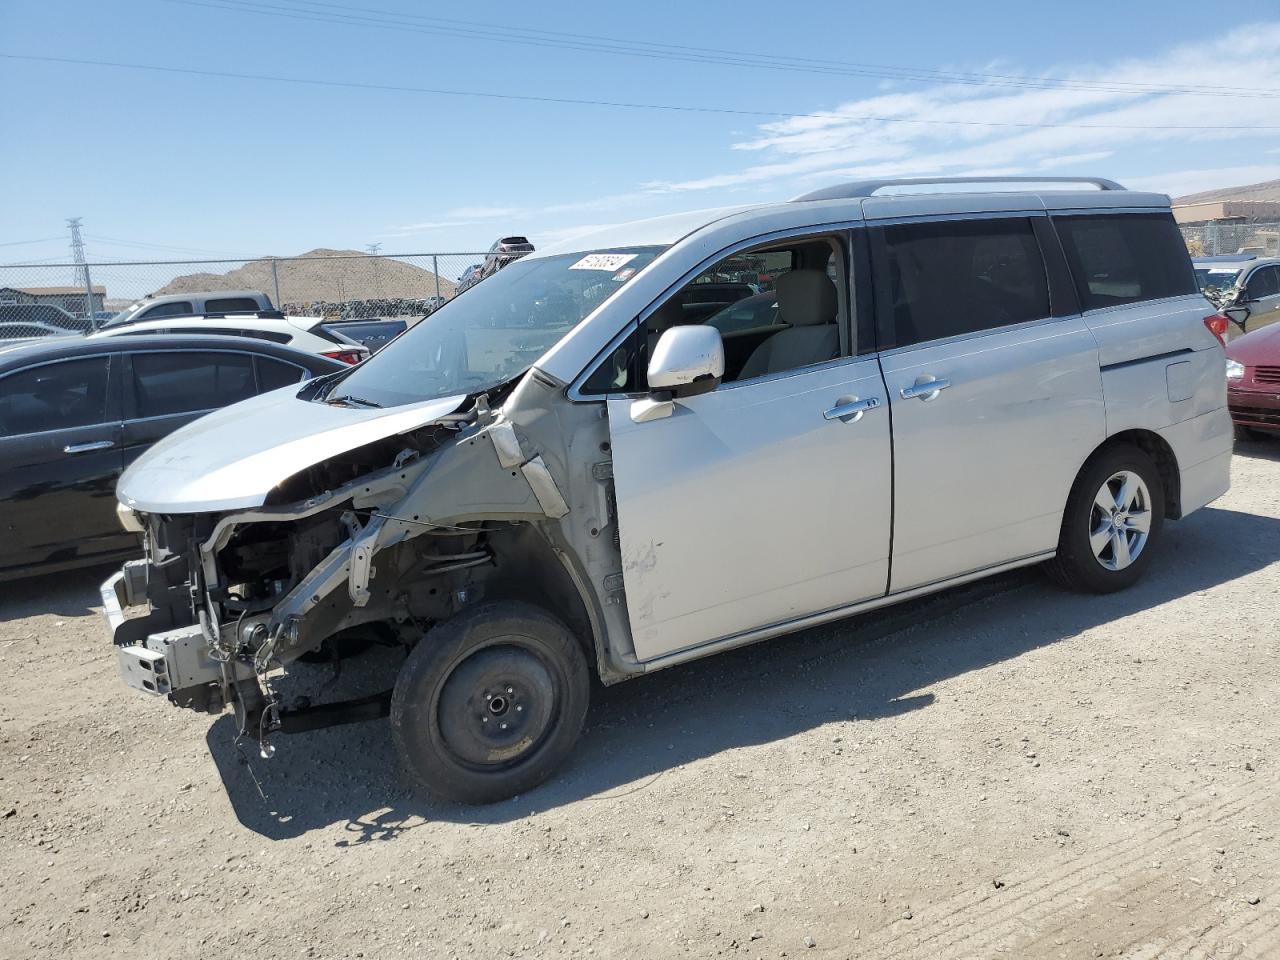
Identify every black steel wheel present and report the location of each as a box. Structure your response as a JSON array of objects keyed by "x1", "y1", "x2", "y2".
[{"x1": 391, "y1": 601, "x2": 590, "y2": 804}]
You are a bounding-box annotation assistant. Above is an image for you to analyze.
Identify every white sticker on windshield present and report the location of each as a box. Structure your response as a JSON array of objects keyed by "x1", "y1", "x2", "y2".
[{"x1": 569, "y1": 253, "x2": 638, "y2": 272}]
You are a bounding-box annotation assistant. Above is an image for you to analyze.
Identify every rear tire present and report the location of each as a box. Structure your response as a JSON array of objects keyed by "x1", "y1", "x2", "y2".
[
  {"x1": 1046, "y1": 443, "x2": 1165, "y2": 594},
  {"x1": 390, "y1": 600, "x2": 590, "y2": 804}
]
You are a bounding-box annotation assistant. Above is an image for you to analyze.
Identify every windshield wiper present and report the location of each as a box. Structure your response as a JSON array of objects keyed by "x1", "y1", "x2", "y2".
[{"x1": 327, "y1": 394, "x2": 382, "y2": 408}]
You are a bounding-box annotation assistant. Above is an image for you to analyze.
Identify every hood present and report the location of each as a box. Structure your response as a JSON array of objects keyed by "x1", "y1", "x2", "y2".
[
  {"x1": 1226, "y1": 323, "x2": 1280, "y2": 366},
  {"x1": 118, "y1": 386, "x2": 467, "y2": 513}
]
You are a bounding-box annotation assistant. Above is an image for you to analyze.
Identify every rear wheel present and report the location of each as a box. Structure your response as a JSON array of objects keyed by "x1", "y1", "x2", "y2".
[
  {"x1": 1046, "y1": 444, "x2": 1165, "y2": 593},
  {"x1": 390, "y1": 601, "x2": 590, "y2": 804}
]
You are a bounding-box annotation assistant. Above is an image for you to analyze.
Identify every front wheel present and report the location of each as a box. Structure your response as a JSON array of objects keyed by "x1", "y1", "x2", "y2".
[
  {"x1": 1046, "y1": 443, "x2": 1165, "y2": 593},
  {"x1": 391, "y1": 600, "x2": 590, "y2": 804}
]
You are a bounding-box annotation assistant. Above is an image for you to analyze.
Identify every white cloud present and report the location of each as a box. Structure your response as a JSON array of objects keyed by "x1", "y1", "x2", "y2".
[
  {"x1": 1123, "y1": 164, "x2": 1280, "y2": 198},
  {"x1": 650, "y1": 22, "x2": 1280, "y2": 196}
]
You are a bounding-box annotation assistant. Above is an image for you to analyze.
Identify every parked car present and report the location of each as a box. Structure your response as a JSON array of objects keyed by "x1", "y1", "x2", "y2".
[
  {"x1": 1193, "y1": 255, "x2": 1280, "y2": 337},
  {"x1": 103, "y1": 290, "x2": 274, "y2": 329},
  {"x1": 480, "y1": 235, "x2": 535, "y2": 279},
  {"x1": 89, "y1": 311, "x2": 369, "y2": 364},
  {"x1": 0, "y1": 335, "x2": 343, "y2": 581},
  {"x1": 321, "y1": 317, "x2": 407, "y2": 354},
  {"x1": 455, "y1": 263, "x2": 483, "y2": 295},
  {"x1": 0, "y1": 303, "x2": 86, "y2": 338},
  {"x1": 1225, "y1": 318, "x2": 1280, "y2": 438},
  {"x1": 0, "y1": 321, "x2": 79, "y2": 343},
  {"x1": 102, "y1": 176, "x2": 1230, "y2": 803}
]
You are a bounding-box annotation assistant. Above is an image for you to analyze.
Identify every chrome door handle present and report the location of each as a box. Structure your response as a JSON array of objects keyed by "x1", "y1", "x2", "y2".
[
  {"x1": 900, "y1": 377, "x2": 952, "y2": 401},
  {"x1": 823, "y1": 396, "x2": 880, "y2": 422},
  {"x1": 63, "y1": 440, "x2": 114, "y2": 454}
]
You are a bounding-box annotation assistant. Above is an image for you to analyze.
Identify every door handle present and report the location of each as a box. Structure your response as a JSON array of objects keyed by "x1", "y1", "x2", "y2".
[
  {"x1": 900, "y1": 377, "x2": 952, "y2": 402},
  {"x1": 823, "y1": 396, "x2": 880, "y2": 422},
  {"x1": 63, "y1": 440, "x2": 115, "y2": 454}
]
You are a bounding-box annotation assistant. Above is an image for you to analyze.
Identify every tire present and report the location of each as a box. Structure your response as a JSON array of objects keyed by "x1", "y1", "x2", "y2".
[
  {"x1": 1234, "y1": 423, "x2": 1266, "y2": 442},
  {"x1": 390, "y1": 600, "x2": 590, "y2": 804},
  {"x1": 1045, "y1": 443, "x2": 1165, "y2": 594}
]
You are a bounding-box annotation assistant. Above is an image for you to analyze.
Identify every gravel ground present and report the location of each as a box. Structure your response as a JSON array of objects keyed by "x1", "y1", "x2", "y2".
[{"x1": 2, "y1": 442, "x2": 1279, "y2": 960}]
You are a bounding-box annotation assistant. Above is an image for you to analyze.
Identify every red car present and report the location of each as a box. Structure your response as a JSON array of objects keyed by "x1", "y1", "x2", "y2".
[{"x1": 1226, "y1": 322, "x2": 1280, "y2": 438}]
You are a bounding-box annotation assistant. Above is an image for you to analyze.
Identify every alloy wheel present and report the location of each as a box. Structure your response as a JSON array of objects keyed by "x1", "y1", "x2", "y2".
[{"x1": 1089, "y1": 470, "x2": 1152, "y2": 571}]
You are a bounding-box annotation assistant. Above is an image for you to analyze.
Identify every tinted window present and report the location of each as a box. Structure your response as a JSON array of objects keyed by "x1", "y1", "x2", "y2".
[
  {"x1": 131, "y1": 352, "x2": 255, "y2": 418},
  {"x1": 256, "y1": 356, "x2": 306, "y2": 391},
  {"x1": 137, "y1": 301, "x2": 194, "y2": 321},
  {"x1": 1245, "y1": 266, "x2": 1280, "y2": 300},
  {"x1": 876, "y1": 218, "x2": 1049, "y2": 347},
  {"x1": 1054, "y1": 213, "x2": 1196, "y2": 310},
  {"x1": 0, "y1": 357, "x2": 111, "y2": 436},
  {"x1": 204, "y1": 297, "x2": 262, "y2": 313}
]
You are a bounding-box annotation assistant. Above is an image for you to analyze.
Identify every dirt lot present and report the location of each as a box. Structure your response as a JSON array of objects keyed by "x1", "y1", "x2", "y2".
[{"x1": 2, "y1": 442, "x2": 1279, "y2": 960}]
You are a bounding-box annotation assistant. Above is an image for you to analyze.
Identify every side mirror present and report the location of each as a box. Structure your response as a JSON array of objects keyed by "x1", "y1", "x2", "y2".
[
  {"x1": 1225, "y1": 304, "x2": 1251, "y2": 331},
  {"x1": 630, "y1": 326, "x2": 724, "y2": 423}
]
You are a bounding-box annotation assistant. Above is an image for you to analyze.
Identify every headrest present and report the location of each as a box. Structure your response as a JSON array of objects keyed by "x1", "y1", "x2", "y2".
[{"x1": 776, "y1": 269, "x2": 837, "y2": 327}]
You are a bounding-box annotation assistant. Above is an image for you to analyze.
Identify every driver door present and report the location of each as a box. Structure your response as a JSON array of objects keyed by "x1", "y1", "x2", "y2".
[
  {"x1": 603, "y1": 230, "x2": 891, "y2": 662},
  {"x1": 606, "y1": 359, "x2": 891, "y2": 661}
]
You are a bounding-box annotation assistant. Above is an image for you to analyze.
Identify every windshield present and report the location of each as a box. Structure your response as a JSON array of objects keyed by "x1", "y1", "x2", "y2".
[
  {"x1": 1195, "y1": 267, "x2": 1242, "y2": 292},
  {"x1": 325, "y1": 246, "x2": 665, "y2": 407}
]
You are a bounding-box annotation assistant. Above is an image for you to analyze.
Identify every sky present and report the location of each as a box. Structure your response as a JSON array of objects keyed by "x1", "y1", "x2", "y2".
[{"x1": 3, "y1": 0, "x2": 1280, "y2": 265}]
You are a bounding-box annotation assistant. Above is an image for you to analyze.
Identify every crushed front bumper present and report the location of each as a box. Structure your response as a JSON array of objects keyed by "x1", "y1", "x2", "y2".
[{"x1": 101, "y1": 561, "x2": 249, "y2": 706}]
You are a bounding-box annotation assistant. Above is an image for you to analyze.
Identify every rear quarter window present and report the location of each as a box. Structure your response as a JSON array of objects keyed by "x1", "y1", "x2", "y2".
[
  {"x1": 1053, "y1": 213, "x2": 1196, "y2": 310},
  {"x1": 204, "y1": 297, "x2": 263, "y2": 313}
]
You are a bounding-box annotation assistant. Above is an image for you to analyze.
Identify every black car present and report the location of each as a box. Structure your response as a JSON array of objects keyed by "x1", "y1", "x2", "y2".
[{"x1": 0, "y1": 335, "x2": 344, "y2": 581}]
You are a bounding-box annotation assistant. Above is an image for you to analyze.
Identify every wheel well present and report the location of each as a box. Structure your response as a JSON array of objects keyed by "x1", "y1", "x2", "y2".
[
  {"x1": 1098, "y1": 429, "x2": 1182, "y2": 519},
  {"x1": 473, "y1": 523, "x2": 598, "y2": 664}
]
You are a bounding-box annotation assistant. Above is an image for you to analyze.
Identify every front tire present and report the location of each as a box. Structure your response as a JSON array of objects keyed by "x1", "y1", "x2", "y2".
[
  {"x1": 1046, "y1": 443, "x2": 1165, "y2": 594},
  {"x1": 390, "y1": 601, "x2": 590, "y2": 804}
]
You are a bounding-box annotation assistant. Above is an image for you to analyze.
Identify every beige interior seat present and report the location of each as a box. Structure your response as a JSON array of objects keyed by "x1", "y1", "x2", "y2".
[{"x1": 738, "y1": 269, "x2": 839, "y2": 379}]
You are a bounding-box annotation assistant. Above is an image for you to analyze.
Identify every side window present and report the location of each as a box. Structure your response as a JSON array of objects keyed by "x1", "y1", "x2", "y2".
[
  {"x1": 1053, "y1": 213, "x2": 1196, "y2": 310},
  {"x1": 873, "y1": 218, "x2": 1050, "y2": 349},
  {"x1": 137, "y1": 301, "x2": 194, "y2": 321},
  {"x1": 580, "y1": 236, "x2": 847, "y2": 393},
  {"x1": 131, "y1": 352, "x2": 255, "y2": 418},
  {"x1": 0, "y1": 357, "x2": 112, "y2": 436},
  {"x1": 1245, "y1": 266, "x2": 1280, "y2": 301},
  {"x1": 205, "y1": 297, "x2": 261, "y2": 313},
  {"x1": 255, "y1": 356, "x2": 307, "y2": 392}
]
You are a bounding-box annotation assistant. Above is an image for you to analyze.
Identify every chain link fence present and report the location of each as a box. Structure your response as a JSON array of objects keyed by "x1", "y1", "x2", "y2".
[
  {"x1": 1179, "y1": 222, "x2": 1280, "y2": 258},
  {"x1": 0, "y1": 252, "x2": 490, "y2": 336},
  {"x1": 4, "y1": 226, "x2": 1277, "y2": 340}
]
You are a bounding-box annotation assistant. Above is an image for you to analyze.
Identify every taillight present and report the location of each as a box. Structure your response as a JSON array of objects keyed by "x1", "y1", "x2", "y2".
[
  {"x1": 1204, "y1": 314, "x2": 1229, "y2": 347},
  {"x1": 322, "y1": 349, "x2": 365, "y2": 364}
]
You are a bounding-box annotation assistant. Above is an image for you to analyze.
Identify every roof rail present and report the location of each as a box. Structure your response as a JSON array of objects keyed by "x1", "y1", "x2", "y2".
[{"x1": 793, "y1": 176, "x2": 1126, "y2": 202}]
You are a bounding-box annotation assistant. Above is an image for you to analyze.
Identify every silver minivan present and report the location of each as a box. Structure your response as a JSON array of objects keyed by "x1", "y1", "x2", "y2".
[{"x1": 103, "y1": 178, "x2": 1233, "y2": 802}]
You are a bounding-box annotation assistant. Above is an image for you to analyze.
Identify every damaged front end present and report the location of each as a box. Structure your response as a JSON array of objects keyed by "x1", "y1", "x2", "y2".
[{"x1": 103, "y1": 371, "x2": 632, "y2": 760}]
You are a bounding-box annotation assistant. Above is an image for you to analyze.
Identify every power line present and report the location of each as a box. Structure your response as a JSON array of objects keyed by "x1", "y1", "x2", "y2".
[
  {"x1": 4, "y1": 53, "x2": 1278, "y2": 131},
  {"x1": 0, "y1": 236, "x2": 66, "y2": 248},
  {"x1": 83, "y1": 233, "x2": 241, "y2": 256},
  {"x1": 165, "y1": 0, "x2": 1280, "y2": 101}
]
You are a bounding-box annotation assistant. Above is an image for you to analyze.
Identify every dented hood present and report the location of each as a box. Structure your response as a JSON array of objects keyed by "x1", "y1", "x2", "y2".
[{"x1": 118, "y1": 386, "x2": 468, "y2": 513}]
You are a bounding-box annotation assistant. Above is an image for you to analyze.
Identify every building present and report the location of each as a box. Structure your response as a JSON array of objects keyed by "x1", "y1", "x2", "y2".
[
  {"x1": 1173, "y1": 180, "x2": 1280, "y2": 256},
  {"x1": 0, "y1": 285, "x2": 107, "y2": 316}
]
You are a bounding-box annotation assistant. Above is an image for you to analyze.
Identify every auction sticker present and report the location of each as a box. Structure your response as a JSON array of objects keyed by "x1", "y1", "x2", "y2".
[{"x1": 569, "y1": 253, "x2": 637, "y2": 271}]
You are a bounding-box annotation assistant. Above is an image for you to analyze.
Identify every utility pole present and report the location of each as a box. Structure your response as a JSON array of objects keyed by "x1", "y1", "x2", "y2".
[
  {"x1": 366, "y1": 243, "x2": 383, "y2": 301},
  {"x1": 67, "y1": 217, "x2": 97, "y2": 328}
]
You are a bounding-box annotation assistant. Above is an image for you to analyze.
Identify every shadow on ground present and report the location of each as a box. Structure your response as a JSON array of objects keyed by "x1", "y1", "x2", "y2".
[
  {"x1": 1232, "y1": 434, "x2": 1280, "y2": 463},
  {"x1": 195, "y1": 504, "x2": 1280, "y2": 841},
  {"x1": 0, "y1": 560, "x2": 128, "y2": 621}
]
